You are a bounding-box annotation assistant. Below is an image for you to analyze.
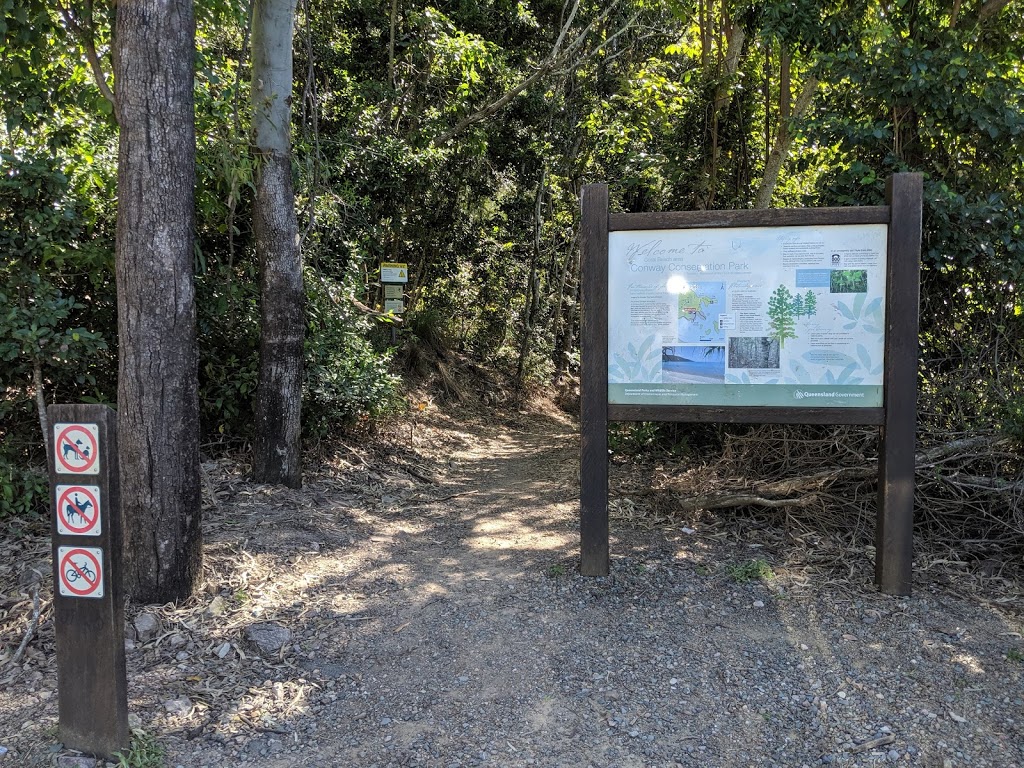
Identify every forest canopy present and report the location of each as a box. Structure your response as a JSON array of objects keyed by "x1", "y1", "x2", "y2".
[{"x1": 2, "y1": 0, "x2": 1022, "y2": 523}]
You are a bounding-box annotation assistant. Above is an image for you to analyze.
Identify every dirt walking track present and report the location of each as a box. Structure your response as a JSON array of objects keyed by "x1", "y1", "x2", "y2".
[{"x1": 1, "y1": 405, "x2": 1022, "y2": 767}]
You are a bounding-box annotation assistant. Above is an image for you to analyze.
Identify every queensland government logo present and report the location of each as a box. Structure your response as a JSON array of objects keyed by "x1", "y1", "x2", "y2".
[{"x1": 794, "y1": 390, "x2": 866, "y2": 400}]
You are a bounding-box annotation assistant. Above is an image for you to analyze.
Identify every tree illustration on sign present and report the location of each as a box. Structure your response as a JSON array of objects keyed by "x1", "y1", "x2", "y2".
[
  {"x1": 803, "y1": 289, "x2": 817, "y2": 316},
  {"x1": 767, "y1": 285, "x2": 797, "y2": 348},
  {"x1": 792, "y1": 293, "x2": 804, "y2": 317}
]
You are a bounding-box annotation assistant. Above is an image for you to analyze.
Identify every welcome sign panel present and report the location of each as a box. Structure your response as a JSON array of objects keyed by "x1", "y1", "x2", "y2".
[{"x1": 607, "y1": 224, "x2": 888, "y2": 408}]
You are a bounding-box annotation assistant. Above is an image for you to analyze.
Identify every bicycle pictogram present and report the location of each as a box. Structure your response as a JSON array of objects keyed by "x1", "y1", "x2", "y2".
[{"x1": 57, "y1": 546, "x2": 104, "y2": 598}]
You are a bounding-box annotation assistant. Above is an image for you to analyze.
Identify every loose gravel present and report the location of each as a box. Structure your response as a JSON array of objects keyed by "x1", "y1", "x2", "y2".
[{"x1": 1, "y1": 405, "x2": 1022, "y2": 767}]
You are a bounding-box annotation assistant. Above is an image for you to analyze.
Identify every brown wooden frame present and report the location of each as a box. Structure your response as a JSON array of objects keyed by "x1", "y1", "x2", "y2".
[{"x1": 580, "y1": 175, "x2": 923, "y2": 595}]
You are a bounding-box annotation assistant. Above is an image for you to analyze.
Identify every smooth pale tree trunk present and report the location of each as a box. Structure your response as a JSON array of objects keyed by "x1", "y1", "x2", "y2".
[
  {"x1": 114, "y1": 0, "x2": 202, "y2": 602},
  {"x1": 754, "y1": 70, "x2": 819, "y2": 209},
  {"x1": 251, "y1": 0, "x2": 303, "y2": 488}
]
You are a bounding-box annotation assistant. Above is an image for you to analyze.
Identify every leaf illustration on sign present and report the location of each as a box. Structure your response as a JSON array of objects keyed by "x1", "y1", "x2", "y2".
[
  {"x1": 835, "y1": 294, "x2": 883, "y2": 333},
  {"x1": 788, "y1": 359, "x2": 812, "y2": 384},
  {"x1": 609, "y1": 334, "x2": 660, "y2": 383},
  {"x1": 856, "y1": 343, "x2": 883, "y2": 376}
]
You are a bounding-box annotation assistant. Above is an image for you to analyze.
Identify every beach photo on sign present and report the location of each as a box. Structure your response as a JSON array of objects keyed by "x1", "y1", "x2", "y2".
[{"x1": 661, "y1": 345, "x2": 725, "y2": 383}]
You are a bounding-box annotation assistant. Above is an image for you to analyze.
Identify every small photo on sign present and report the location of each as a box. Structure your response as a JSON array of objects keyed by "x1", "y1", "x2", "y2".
[
  {"x1": 830, "y1": 269, "x2": 868, "y2": 293},
  {"x1": 661, "y1": 345, "x2": 725, "y2": 383},
  {"x1": 728, "y1": 336, "x2": 781, "y2": 369}
]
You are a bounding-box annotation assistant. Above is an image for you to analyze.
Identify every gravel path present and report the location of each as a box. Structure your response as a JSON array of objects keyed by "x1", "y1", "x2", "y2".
[{"x1": 2, "y1": 406, "x2": 1023, "y2": 767}]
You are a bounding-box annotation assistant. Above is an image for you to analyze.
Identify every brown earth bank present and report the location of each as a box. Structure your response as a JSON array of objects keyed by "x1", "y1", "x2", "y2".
[{"x1": 1, "y1": 400, "x2": 1023, "y2": 767}]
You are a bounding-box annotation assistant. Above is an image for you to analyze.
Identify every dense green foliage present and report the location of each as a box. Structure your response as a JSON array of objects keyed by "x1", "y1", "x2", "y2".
[{"x1": 2, "y1": 0, "x2": 1022, "y2": 521}]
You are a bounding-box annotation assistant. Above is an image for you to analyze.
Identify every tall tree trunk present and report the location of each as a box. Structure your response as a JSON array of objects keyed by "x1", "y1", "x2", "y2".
[
  {"x1": 114, "y1": 0, "x2": 202, "y2": 603},
  {"x1": 699, "y1": 5, "x2": 745, "y2": 210},
  {"x1": 251, "y1": 0, "x2": 303, "y2": 488},
  {"x1": 754, "y1": 67, "x2": 818, "y2": 209},
  {"x1": 33, "y1": 359, "x2": 53, "y2": 475},
  {"x1": 515, "y1": 170, "x2": 546, "y2": 387}
]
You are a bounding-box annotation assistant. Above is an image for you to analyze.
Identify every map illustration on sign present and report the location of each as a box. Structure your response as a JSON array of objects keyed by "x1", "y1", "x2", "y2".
[
  {"x1": 607, "y1": 224, "x2": 887, "y2": 407},
  {"x1": 57, "y1": 546, "x2": 104, "y2": 598},
  {"x1": 674, "y1": 280, "x2": 727, "y2": 344},
  {"x1": 53, "y1": 423, "x2": 100, "y2": 475},
  {"x1": 56, "y1": 485, "x2": 102, "y2": 536}
]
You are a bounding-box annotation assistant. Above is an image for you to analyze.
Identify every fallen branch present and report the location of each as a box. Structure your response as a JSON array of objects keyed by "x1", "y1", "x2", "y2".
[
  {"x1": 350, "y1": 296, "x2": 404, "y2": 324},
  {"x1": 11, "y1": 585, "x2": 41, "y2": 666},
  {"x1": 641, "y1": 432, "x2": 1022, "y2": 517},
  {"x1": 849, "y1": 734, "x2": 896, "y2": 753}
]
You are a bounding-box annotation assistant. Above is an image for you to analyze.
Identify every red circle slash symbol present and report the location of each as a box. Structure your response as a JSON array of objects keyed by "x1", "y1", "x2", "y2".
[
  {"x1": 56, "y1": 486, "x2": 101, "y2": 535},
  {"x1": 55, "y1": 425, "x2": 99, "y2": 473},
  {"x1": 59, "y1": 548, "x2": 103, "y2": 597}
]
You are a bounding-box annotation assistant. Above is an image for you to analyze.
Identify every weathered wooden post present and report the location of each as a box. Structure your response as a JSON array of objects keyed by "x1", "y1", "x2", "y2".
[
  {"x1": 876, "y1": 173, "x2": 923, "y2": 595},
  {"x1": 48, "y1": 403, "x2": 129, "y2": 758},
  {"x1": 580, "y1": 184, "x2": 610, "y2": 576}
]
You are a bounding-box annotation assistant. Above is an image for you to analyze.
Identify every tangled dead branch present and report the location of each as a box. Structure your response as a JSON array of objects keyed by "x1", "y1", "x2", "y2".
[{"x1": 616, "y1": 425, "x2": 1024, "y2": 558}]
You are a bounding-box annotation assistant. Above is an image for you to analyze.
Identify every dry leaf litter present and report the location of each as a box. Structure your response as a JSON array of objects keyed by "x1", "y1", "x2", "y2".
[{"x1": 0, "y1": 398, "x2": 1022, "y2": 767}]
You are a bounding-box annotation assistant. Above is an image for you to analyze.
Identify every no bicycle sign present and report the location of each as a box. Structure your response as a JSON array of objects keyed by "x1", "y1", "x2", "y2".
[
  {"x1": 54, "y1": 422, "x2": 100, "y2": 475},
  {"x1": 57, "y1": 546, "x2": 104, "y2": 598}
]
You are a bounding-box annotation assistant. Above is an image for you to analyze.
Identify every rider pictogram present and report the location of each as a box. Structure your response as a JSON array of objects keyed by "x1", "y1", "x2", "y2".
[
  {"x1": 57, "y1": 546, "x2": 104, "y2": 598},
  {"x1": 55, "y1": 485, "x2": 102, "y2": 536}
]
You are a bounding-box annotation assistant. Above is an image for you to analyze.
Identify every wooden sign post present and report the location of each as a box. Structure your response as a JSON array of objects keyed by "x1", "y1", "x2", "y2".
[
  {"x1": 48, "y1": 404, "x2": 128, "y2": 758},
  {"x1": 580, "y1": 175, "x2": 923, "y2": 595},
  {"x1": 380, "y1": 261, "x2": 408, "y2": 344}
]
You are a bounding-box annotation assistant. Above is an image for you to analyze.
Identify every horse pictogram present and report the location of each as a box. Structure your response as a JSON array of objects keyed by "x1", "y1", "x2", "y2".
[{"x1": 55, "y1": 485, "x2": 102, "y2": 536}]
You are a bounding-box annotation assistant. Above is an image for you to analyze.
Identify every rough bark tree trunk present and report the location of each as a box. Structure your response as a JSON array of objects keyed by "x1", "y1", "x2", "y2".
[
  {"x1": 114, "y1": 0, "x2": 202, "y2": 602},
  {"x1": 251, "y1": 0, "x2": 303, "y2": 488},
  {"x1": 698, "y1": 9, "x2": 745, "y2": 210}
]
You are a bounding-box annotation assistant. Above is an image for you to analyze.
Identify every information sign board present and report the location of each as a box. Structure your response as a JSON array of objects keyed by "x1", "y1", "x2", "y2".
[
  {"x1": 607, "y1": 224, "x2": 887, "y2": 408},
  {"x1": 579, "y1": 175, "x2": 923, "y2": 596},
  {"x1": 380, "y1": 262, "x2": 408, "y2": 283}
]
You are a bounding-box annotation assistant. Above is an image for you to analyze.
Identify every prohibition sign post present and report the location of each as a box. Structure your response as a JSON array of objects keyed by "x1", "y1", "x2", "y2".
[
  {"x1": 48, "y1": 404, "x2": 128, "y2": 758},
  {"x1": 580, "y1": 174, "x2": 923, "y2": 596}
]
